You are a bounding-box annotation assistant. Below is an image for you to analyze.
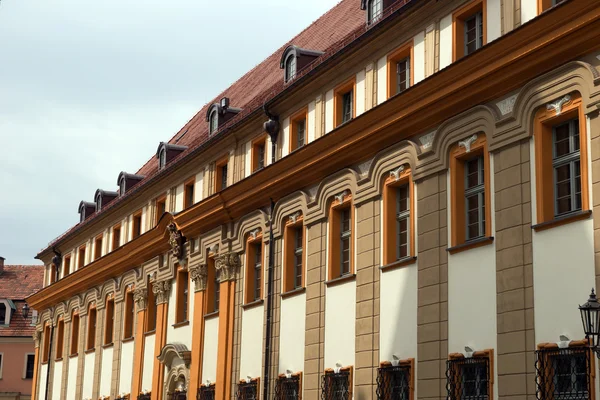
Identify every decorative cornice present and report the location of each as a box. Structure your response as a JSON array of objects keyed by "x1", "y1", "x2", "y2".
[
  {"x1": 167, "y1": 222, "x2": 185, "y2": 260},
  {"x1": 215, "y1": 252, "x2": 240, "y2": 283},
  {"x1": 189, "y1": 263, "x2": 208, "y2": 292},
  {"x1": 133, "y1": 288, "x2": 148, "y2": 310},
  {"x1": 546, "y1": 94, "x2": 572, "y2": 115},
  {"x1": 152, "y1": 280, "x2": 171, "y2": 304},
  {"x1": 458, "y1": 134, "x2": 478, "y2": 153}
]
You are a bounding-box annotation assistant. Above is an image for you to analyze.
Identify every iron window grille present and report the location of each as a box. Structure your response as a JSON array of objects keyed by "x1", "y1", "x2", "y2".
[
  {"x1": 340, "y1": 208, "x2": 352, "y2": 276},
  {"x1": 275, "y1": 374, "x2": 302, "y2": 400},
  {"x1": 168, "y1": 391, "x2": 187, "y2": 400},
  {"x1": 197, "y1": 385, "x2": 215, "y2": 400},
  {"x1": 464, "y1": 155, "x2": 485, "y2": 241},
  {"x1": 396, "y1": 184, "x2": 410, "y2": 259},
  {"x1": 296, "y1": 119, "x2": 306, "y2": 149},
  {"x1": 253, "y1": 243, "x2": 262, "y2": 301},
  {"x1": 535, "y1": 346, "x2": 591, "y2": 400},
  {"x1": 342, "y1": 90, "x2": 353, "y2": 124},
  {"x1": 294, "y1": 227, "x2": 303, "y2": 289},
  {"x1": 376, "y1": 363, "x2": 411, "y2": 400},
  {"x1": 237, "y1": 380, "x2": 259, "y2": 400},
  {"x1": 138, "y1": 394, "x2": 151, "y2": 400},
  {"x1": 464, "y1": 11, "x2": 483, "y2": 56},
  {"x1": 446, "y1": 356, "x2": 490, "y2": 400},
  {"x1": 322, "y1": 369, "x2": 352, "y2": 400},
  {"x1": 396, "y1": 57, "x2": 410, "y2": 95},
  {"x1": 368, "y1": 0, "x2": 383, "y2": 24},
  {"x1": 552, "y1": 118, "x2": 581, "y2": 217}
]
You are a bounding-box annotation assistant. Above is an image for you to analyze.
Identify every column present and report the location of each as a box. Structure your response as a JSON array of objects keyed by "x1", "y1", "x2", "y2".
[
  {"x1": 188, "y1": 263, "x2": 208, "y2": 395},
  {"x1": 31, "y1": 330, "x2": 42, "y2": 400},
  {"x1": 131, "y1": 288, "x2": 148, "y2": 398},
  {"x1": 151, "y1": 280, "x2": 171, "y2": 400},
  {"x1": 215, "y1": 252, "x2": 240, "y2": 400}
]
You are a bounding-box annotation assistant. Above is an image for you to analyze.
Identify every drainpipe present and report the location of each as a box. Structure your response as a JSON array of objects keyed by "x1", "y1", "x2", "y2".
[
  {"x1": 44, "y1": 325, "x2": 54, "y2": 400},
  {"x1": 262, "y1": 105, "x2": 280, "y2": 400}
]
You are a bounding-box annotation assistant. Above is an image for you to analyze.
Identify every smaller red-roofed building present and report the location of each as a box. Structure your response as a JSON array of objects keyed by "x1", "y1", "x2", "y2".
[{"x1": 0, "y1": 257, "x2": 44, "y2": 400}]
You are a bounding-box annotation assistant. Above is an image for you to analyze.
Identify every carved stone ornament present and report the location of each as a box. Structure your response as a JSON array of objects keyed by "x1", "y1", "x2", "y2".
[
  {"x1": 289, "y1": 211, "x2": 302, "y2": 224},
  {"x1": 33, "y1": 330, "x2": 42, "y2": 349},
  {"x1": 496, "y1": 94, "x2": 518, "y2": 116},
  {"x1": 215, "y1": 252, "x2": 240, "y2": 283},
  {"x1": 389, "y1": 165, "x2": 405, "y2": 181},
  {"x1": 334, "y1": 190, "x2": 349, "y2": 204},
  {"x1": 547, "y1": 94, "x2": 572, "y2": 116},
  {"x1": 153, "y1": 280, "x2": 172, "y2": 305},
  {"x1": 189, "y1": 263, "x2": 208, "y2": 292},
  {"x1": 133, "y1": 288, "x2": 148, "y2": 310},
  {"x1": 249, "y1": 229, "x2": 261, "y2": 241},
  {"x1": 458, "y1": 134, "x2": 478, "y2": 153},
  {"x1": 167, "y1": 222, "x2": 185, "y2": 260},
  {"x1": 418, "y1": 131, "x2": 435, "y2": 150}
]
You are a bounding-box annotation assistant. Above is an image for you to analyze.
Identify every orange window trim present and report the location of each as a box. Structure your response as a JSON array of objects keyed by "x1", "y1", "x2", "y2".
[
  {"x1": 112, "y1": 224, "x2": 121, "y2": 251},
  {"x1": 55, "y1": 318, "x2": 65, "y2": 359},
  {"x1": 77, "y1": 246, "x2": 86, "y2": 270},
  {"x1": 290, "y1": 108, "x2": 308, "y2": 153},
  {"x1": 63, "y1": 255, "x2": 71, "y2": 278},
  {"x1": 205, "y1": 255, "x2": 218, "y2": 314},
  {"x1": 42, "y1": 324, "x2": 51, "y2": 363},
  {"x1": 251, "y1": 135, "x2": 268, "y2": 172},
  {"x1": 379, "y1": 358, "x2": 415, "y2": 400},
  {"x1": 70, "y1": 312, "x2": 80, "y2": 356},
  {"x1": 387, "y1": 41, "x2": 414, "y2": 99},
  {"x1": 448, "y1": 349, "x2": 494, "y2": 398},
  {"x1": 104, "y1": 296, "x2": 115, "y2": 345},
  {"x1": 184, "y1": 177, "x2": 196, "y2": 209},
  {"x1": 452, "y1": 0, "x2": 487, "y2": 61},
  {"x1": 175, "y1": 268, "x2": 189, "y2": 323},
  {"x1": 328, "y1": 194, "x2": 354, "y2": 280},
  {"x1": 283, "y1": 216, "x2": 305, "y2": 293},
  {"x1": 86, "y1": 305, "x2": 97, "y2": 351},
  {"x1": 244, "y1": 233, "x2": 264, "y2": 304},
  {"x1": 534, "y1": 94, "x2": 588, "y2": 225},
  {"x1": 333, "y1": 78, "x2": 356, "y2": 128},
  {"x1": 215, "y1": 155, "x2": 229, "y2": 192},
  {"x1": 132, "y1": 210, "x2": 143, "y2": 239},
  {"x1": 449, "y1": 133, "x2": 491, "y2": 248},
  {"x1": 538, "y1": 0, "x2": 555, "y2": 14},
  {"x1": 94, "y1": 235, "x2": 103, "y2": 261},
  {"x1": 383, "y1": 168, "x2": 415, "y2": 265},
  {"x1": 123, "y1": 289, "x2": 135, "y2": 339},
  {"x1": 146, "y1": 280, "x2": 156, "y2": 332}
]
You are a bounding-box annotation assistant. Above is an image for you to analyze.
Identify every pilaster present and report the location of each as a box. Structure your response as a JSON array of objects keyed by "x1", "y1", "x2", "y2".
[
  {"x1": 188, "y1": 263, "x2": 207, "y2": 396},
  {"x1": 131, "y1": 288, "x2": 147, "y2": 398},
  {"x1": 151, "y1": 279, "x2": 171, "y2": 400}
]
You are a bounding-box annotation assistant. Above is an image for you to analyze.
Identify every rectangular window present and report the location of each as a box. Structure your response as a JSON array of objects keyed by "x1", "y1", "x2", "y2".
[
  {"x1": 78, "y1": 246, "x2": 86, "y2": 270},
  {"x1": 94, "y1": 235, "x2": 103, "y2": 261},
  {"x1": 86, "y1": 307, "x2": 97, "y2": 351},
  {"x1": 42, "y1": 325, "x2": 51, "y2": 363},
  {"x1": 453, "y1": 0, "x2": 486, "y2": 61},
  {"x1": 237, "y1": 378, "x2": 260, "y2": 399},
  {"x1": 464, "y1": 12, "x2": 483, "y2": 56},
  {"x1": 328, "y1": 194, "x2": 354, "y2": 280},
  {"x1": 56, "y1": 319, "x2": 64, "y2": 359},
  {"x1": 25, "y1": 354, "x2": 35, "y2": 379},
  {"x1": 334, "y1": 79, "x2": 356, "y2": 128},
  {"x1": 63, "y1": 255, "x2": 71, "y2": 278},
  {"x1": 293, "y1": 228, "x2": 303, "y2": 289},
  {"x1": 206, "y1": 254, "x2": 219, "y2": 314},
  {"x1": 104, "y1": 297, "x2": 114, "y2": 345},
  {"x1": 132, "y1": 211, "x2": 142, "y2": 239},
  {"x1": 275, "y1": 373, "x2": 302, "y2": 400},
  {"x1": 252, "y1": 137, "x2": 267, "y2": 172},
  {"x1": 216, "y1": 157, "x2": 229, "y2": 192},
  {"x1": 322, "y1": 367, "x2": 353, "y2": 400},
  {"x1": 465, "y1": 156, "x2": 486, "y2": 241},
  {"x1": 535, "y1": 345, "x2": 592, "y2": 400},
  {"x1": 245, "y1": 237, "x2": 263, "y2": 304},
  {"x1": 387, "y1": 42, "x2": 413, "y2": 99},
  {"x1": 552, "y1": 119, "x2": 581, "y2": 216},
  {"x1": 340, "y1": 208, "x2": 351, "y2": 276},
  {"x1": 176, "y1": 269, "x2": 189, "y2": 323},
  {"x1": 198, "y1": 384, "x2": 216, "y2": 399},
  {"x1": 156, "y1": 196, "x2": 167, "y2": 225},
  {"x1": 396, "y1": 184, "x2": 411, "y2": 259},
  {"x1": 146, "y1": 279, "x2": 157, "y2": 332},
  {"x1": 70, "y1": 313, "x2": 80, "y2": 355},
  {"x1": 112, "y1": 224, "x2": 121, "y2": 251},
  {"x1": 290, "y1": 109, "x2": 308, "y2": 152},
  {"x1": 376, "y1": 360, "x2": 414, "y2": 400},
  {"x1": 368, "y1": 0, "x2": 382, "y2": 23},
  {"x1": 254, "y1": 243, "x2": 262, "y2": 301},
  {"x1": 446, "y1": 352, "x2": 492, "y2": 400},
  {"x1": 184, "y1": 178, "x2": 195, "y2": 209},
  {"x1": 123, "y1": 290, "x2": 135, "y2": 339}
]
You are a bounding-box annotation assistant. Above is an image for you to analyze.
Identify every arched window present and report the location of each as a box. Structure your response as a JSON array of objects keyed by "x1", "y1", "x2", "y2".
[
  {"x1": 158, "y1": 148, "x2": 166, "y2": 170},
  {"x1": 119, "y1": 177, "x2": 126, "y2": 196},
  {"x1": 368, "y1": 0, "x2": 382, "y2": 23},
  {"x1": 209, "y1": 110, "x2": 218, "y2": 135},
  {"x1": 285, "y1": 55, "x2": 297, "y2": 83}
]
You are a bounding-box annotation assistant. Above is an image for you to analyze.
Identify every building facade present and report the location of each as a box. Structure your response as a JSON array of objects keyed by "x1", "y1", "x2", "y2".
[
  {"x1": 27, "y1": 0, "x2": 600, "y2": 399},
  {"x1": 0, "y1": 258, "x2": 44, "y2": 400}
]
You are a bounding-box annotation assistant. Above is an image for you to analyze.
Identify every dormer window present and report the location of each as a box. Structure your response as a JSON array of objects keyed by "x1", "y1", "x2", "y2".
[
  {"x1": 368, "y1": 0, "x2": 383, "y2": 23},
  {"x1": 280, "y1": 45, "x2": 324, "y2": 83},
  {"x1": 78, "y1": 201, "x2": 96, "y2": 223},
  {"x1": 117, "y1": 172, "x2": 145, "y2": 196},
  {"x1": 94, "y1": 189, "x2": 118, "y2": 212},
  {"x1": 209, "y1": 110, "x2": 218, "y2": 135},
  {"x1": 206, "y1": 97, "x2": 242, "y2": 136},
  {"x1": 159, "y1": 148, "x2": 167, "y2": 169},
  {"x1": 155, "y1": 142, "x2": 188, "y2": 171}
]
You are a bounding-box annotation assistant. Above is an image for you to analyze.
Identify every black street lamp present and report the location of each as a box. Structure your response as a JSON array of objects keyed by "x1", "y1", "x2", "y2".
[
  {"x1": 579, "y1": 288, "x2": 600, "y2": 357},
  {"x1": 21, "y1": 303, "x2": 30, "y2": 319}
]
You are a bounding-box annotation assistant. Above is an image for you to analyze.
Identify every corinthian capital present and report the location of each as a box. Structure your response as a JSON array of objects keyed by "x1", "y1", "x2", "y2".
[
  {"x1": 33, "y1": 330, "x2": 42, "y2": 349},
  {"x1": 215, "y1": 252, "x2": 240, "y2": 283},
  {"x1": 153, "y1": 279, "x2": 172, "y2": 304},
  {"x1": 189, "y1": 263, "x2": 208, "y2": 292},
  {"x1": 133, "y1": 288, "x2": 148, "y2": 310}
]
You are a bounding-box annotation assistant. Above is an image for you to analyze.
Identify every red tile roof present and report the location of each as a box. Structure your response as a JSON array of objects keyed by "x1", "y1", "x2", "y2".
[
  {"x1": 41, "y1": 0, "x2": 378, "y2": 254},
  {"x1": 0, "y1": 265, "x2": 44, "y2": 337}
]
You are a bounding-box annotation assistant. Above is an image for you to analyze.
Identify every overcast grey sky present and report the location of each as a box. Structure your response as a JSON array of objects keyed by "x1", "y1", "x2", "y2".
[{"x1": 0, "y1": 0, "x2": 342, "y2": 265}]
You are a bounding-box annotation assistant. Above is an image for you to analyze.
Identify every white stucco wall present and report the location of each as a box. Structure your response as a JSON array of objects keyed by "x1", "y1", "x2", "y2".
[
  {"x1": 355, "y1": 69, "x2": 366, "y2": 117},
  {"x1": 413, "y1": 31, "x2": 425, "y2": 85},
  {"x1": 282, "y1": 117, "x2": 290, "y2": 158},
  {"x1": 202, "y1": 316, "x2": 219, "y2": 383},
  {"x1": 82, "y1": 352, "x2": 95, "y2": 399},
  {"x1": 175, "y1": 184, "x2": 184, "y2": 213},
  {"x1": 39, "y1": 364, "x2": 47, "y2": 399},
  {"x1": 245, "y1": 141, "x2": 252, "y2": 178},
  {"x1": 439, "y1": 13, "x2": 453, "y2": 70},
  {"x1": 266, "y1": 137, "x2": 272, "y2": 167},
  {"x1": 520, "y1": 0, "x2": 538, "y2": 25},
  {"x1": 307, "y1": 100, "x2": 316, "y2": 144},
  {"x1": 99, "y1": 347, "x2": 113, "y2": 397},
  {"x1": 195, "y1": 172, "x2": 204, "y2": 203},
  {"x1": 66, "y1": 356, "x2": 78, "y2": 398},
  {"x1": 52, "y1": 360, "x2": 62, "y2": 400},
  {"x1": 377, "y1": 56, "x2": 387, "y2": 105},
  {"x1": 166, "y1": 277, "x2": 193, "y2": 349},
  {"x1": 141, "y1": 208, "x2": 147, "y2": 234},
  {"x1": 141, "y1": 334, "x2": 155, "y2": 392},
  {"x1": 119, "y1": 340, "x2": 135, "y2": 395},
  {"x1": 324, "y1": 281, "x2": 356, "y2": 369},
  {"x1": 486, "y1": 0, "x2": 502, "y2": 43},
  {"x1": 239, "y1": 304, "x2": 265, "y2": 380},
  {"x1": 325, "y1": 89, "x2": 334, "y2": 134},
  {"x1": 279, "y1": 293, "x2": 307, "y2": 374}
]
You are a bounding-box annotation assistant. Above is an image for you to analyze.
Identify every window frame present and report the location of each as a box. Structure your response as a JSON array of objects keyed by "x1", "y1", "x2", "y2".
[
  {"x1": 209, "y1": 110, "x2": 219, "y2": 135},
  {"x1": 104, "y1": 295, "x2": 115, "y2": 346},
  {"x1": 244, "y1": 233, "x2": 264, "y2": 304},
  {"x1": 175, "y1": 267, "x2": 190, "y2": 324},
  {"x1": 205, "y1": 254, "x2": 219, "y2": 315},
  {"x1": 376, "y1": 358, "x2": 415, "y2": 400},
  {"x1": 62, "y1": 255, "x2": 71, "y2": 278},
  {"x1": 123, "y1": 289, "x2": 135, "y2": 340},
  {"x1": 290, "y1": 108, "x2": 308, "y2": 153},
  {"x1": 534, "y1": 94, "x2": 589, "y2": 230},
  {"x1": 94, "y1": 234, "x2": 103, "y2": 261},
  {"x1": 452, "y1": 0, "x2": 487, "y2": 61},
  {"x1": 184, "y1": 177, "x2": 196, "y2": 209},
  {"x1": 538, "y1": 0, "x2": 565, "y2": 14},
  {"x1": 334, "y1": 78, "x2": 356, "y2": 128},
  {"x1": 383, "y1": 167, "x2": 415, "y2": 266},
  {"x1": 86, "y1": 305, "x2": 97, "y2": 352},
  {"x1": 146, "y1": 279, "x2": 157, "y2": 333},
  {"x1": 55, "y1": 317, "x2": 65, "y2": 360},
  {"x1": 24, "y1": 353, "x2": 35, "y2": 379},
  {"x1": 368, "y1": 0, "x2": 383, "y2": 24},
  {"x1": 237, "y1": 377, "x2": 261, "y2": 400},
  {"x1": 215, "y1": 155, "x2": 229, "y2": 192},
  {"x1": 132, "y1": 210, "x2": 143, "y2": 240},
  {"x1": 446, "y1": 350, "x2": 494, "y2": 400},
  {"x1": 112, "y1": 224, "x2": 121, "y2": 252},
  {"x1": 42, "y1": 324, "x2": 51, "y2": 363},
  {"x1": 251, "y1": 136, "x2": 268, "y2": 173},
  {"x1": 77, "y1": 245, "x2": 86, "y2": 270},
  {"x1": 155, "y1": 195, "x2": 167, "y2": 226},
  {"x1": 70, "y1": 312, "x2": 80, "y2": 356},
  {"x1": 322, "y1": 366, "x2": 353, "y2": 399},
  {"x1": 328, "y1": 193, "x2": 354, "y2": 281},
  {"x1": 449, "y1": 133, "x2": 491, "y2": 252},
  {"x1": 283, "y1": 215, "x2": 305, "y2": 294},
  {"x1": 387, "y1": 41, "x2": 413, "y2": 99},
  {"x1": 275, "y1": 372, "x2": 303, "y2": 399},
  {"x1": 285, "y1": 54, "x2": 297, "y2": 83}
]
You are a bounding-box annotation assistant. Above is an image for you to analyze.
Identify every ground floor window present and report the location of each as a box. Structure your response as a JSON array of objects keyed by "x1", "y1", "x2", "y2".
[
  {"x1": 446, "y1": 352, "x2": 492, "y2": 400},
  {"x1": 376, "y1": 360, "x2": 413, "y2": 400},
  {"x1": 237, "y1": 378, "x2": 259, "y2": 400},
  {"x1": 197, "y1": 384, "x2": 215, "y2": 400},
  {"x1": 535, "y1": 345, "x2": 592, "y2": 400},
  {"x1": 322, "y1": 367, "x2": 352, "y2": 400},
  {"x1": 275, "y1": 373, "x2": 302, "y2": 399}
]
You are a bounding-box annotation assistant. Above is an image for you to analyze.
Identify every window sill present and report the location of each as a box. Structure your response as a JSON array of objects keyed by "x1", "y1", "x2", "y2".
[
  {"x1": 380, "y1": 256, "x2": 417, "y2": 272},
  {"x1": 325, "y1": 273, "x2": 356, "y2": 287},
  {"x1": 204, "y1": 311, "x2": 219, "y2": 320},
  {"x1": 54, "y1": 357, "x2": 63, "y2": 362},
  {"x1": 172, "y1": 321, "x2": 190, "y2": 329},
  {"x1": 122, "y1": 336, "x2": 134, "y2": 343},
  {"x1": 84, "y1": 348, "x2": 95, "y2": 354},
  {"x1": 242, "y1": 299, "x2": 264, "y2": 310},
  {"x1": 532, "y1": 210, "x2": 592, "y2": 232},
  {"x1": 69, "y1": 353, "x2": 78, "y2": 359},
  {"x1": 144, "y1": 330, "x2": 156, "y2": 337},
  {"x1": 281, "y1": 287, "x2": 306, "y2": 299},
  {"x1": 447, "y1": 236, "x2": 494, "y2": 255},
  {"x1": 102, "y1": 343, "x2": 114, "y2": 349},
  {"x1": 41, "y1": 360, "x2": 49, "y2": 365}
]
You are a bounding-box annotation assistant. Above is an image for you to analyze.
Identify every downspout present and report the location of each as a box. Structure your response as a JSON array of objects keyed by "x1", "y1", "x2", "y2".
[
  {"x1": 262, "y1": 105, "x2": 280, "y2": 400},
  {"x1": 44, "y1": 325, "x2": 54, "y2": 400}
]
